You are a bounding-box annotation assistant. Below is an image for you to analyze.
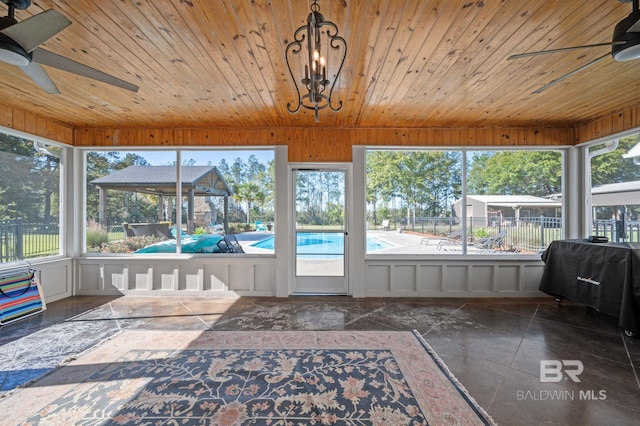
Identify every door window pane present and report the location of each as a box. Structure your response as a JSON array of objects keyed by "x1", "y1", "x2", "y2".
[{"x1": 295, "y1": 170, "x2": 345, "y2": 277}]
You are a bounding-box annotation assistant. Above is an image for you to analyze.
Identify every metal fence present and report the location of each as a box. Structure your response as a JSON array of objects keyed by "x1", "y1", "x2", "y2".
[
  {"x1": 387, "y1": 215, "x2": 640, "y2": 250},
  {"x1": 391, "y1": 216, "x2": 563, "y2": 252},
  {"x1": 592, "y1": 219, "x2": 640, "y2": 243},
  {"x1": 2, "y1": 217, "x2": 639, "y2": 263},
  {"x1": 0, "y1": 219, "x2": 59, "y2": 263}
]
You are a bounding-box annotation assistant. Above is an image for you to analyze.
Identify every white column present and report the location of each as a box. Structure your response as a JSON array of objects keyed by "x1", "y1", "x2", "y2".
[
  {"x1": 274, "y1": 146, "x2": 290, "y2": 297},
  {"x1": 351, "y1": 146, "x2": 366, "y2": 297}
]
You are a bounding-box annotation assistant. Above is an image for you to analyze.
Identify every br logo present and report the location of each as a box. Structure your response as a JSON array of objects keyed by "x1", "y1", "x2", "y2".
[{"x1": 540, "y1": 360, "x2": 584, "y2": 383}]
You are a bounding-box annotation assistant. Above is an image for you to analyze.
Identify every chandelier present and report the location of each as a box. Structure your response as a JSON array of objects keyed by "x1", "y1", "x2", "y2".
[{"x1": 286, "y1": 0, "x2": 347, "y2": 123}]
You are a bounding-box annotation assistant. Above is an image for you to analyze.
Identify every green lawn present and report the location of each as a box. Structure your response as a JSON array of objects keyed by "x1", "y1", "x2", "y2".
[{"x1": 0, "y1": 234, "x2": 60, "y2": 260}]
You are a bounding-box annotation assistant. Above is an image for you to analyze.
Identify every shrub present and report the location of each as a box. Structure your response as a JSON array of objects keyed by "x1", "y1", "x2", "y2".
[
  {"x1": 228, "y1": 222, "x2": 251, "y2": 233},
  {"x1": 86, "y1": 235, "x2": 164, "y2": 254},
  {"x1": 193, "y1": 226, "x2": 208, "y2": 236},
  {"x1": 474, "y1": 228, "x2": 493, "y2": 238},
  {"x1": 86, "y1": 220, "x2": 108, "y2": 249}
]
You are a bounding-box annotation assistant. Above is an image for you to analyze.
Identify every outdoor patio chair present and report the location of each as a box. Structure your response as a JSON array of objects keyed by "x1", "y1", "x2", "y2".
[
  {"x1": 216, "y1": 234, "x2": 245, "y2": 253},
  {"x1": 513, "y1": 243, "x2": 546, "y2": 255},
  {"x1": 122, "y1": 223, "x2": 135, "y2": 237},
  {"x1": 379, "y1": 219, "x2": 390, "y2": 230},
  {"x1": 128, "y1": 222, "x2": 173, "y2": 239},
  {"x1": 476, "y1": 229, "x2": 507, "y2": 251},
  {"x1": 436, "y1": 229, "x2": 465, "y2": 250}
]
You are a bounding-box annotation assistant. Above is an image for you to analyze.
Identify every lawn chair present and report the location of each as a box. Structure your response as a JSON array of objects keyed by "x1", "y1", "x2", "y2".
[
  {"x1": 216, "y1": 234, "x2": 245, "y2": 253},
  {"x1": 255, "y1": 221, "x2": 267, "y2": 232},
  {"x1": 477, "y1": 230, "x2": 507, "y2": 251},
  {"x1": 379, "y1": 219, "x2": 390, "y2": 230},
  {"x1": 436, "y1": 229, "x2": 466, "y2": 250}
]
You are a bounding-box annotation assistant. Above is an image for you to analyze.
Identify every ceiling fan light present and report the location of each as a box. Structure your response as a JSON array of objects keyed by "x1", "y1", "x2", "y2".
[
  {"x1": 0, "y1": 35, "x2": 30, "y2": 66},
  {"x1": 612, "y1": 9, "x2": 640, "y2": 61},
  {"x1": 613, "y1": 42, "x2": 640, "y2": 61}
]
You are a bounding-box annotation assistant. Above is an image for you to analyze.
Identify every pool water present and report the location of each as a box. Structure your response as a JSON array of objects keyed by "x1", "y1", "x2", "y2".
[{"x1": 251, "y1": 233, "x2": 392, "y2": 252}]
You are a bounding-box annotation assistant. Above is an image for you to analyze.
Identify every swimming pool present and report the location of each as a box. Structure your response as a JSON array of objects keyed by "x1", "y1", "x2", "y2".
[{"x1": 251, "y1": 233, "x2": 393, "y2": 252}]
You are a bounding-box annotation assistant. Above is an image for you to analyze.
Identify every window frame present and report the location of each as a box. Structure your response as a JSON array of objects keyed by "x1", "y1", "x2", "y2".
[
  {"x1": 364, "y1": 146, "x2": 566, "y2": 257},
  {"x1": 80, "y1": 147, "x2": 276, "y2": 257},
  {"x1": 0, "y1": 126, "x2": 68, "y2": 264}
]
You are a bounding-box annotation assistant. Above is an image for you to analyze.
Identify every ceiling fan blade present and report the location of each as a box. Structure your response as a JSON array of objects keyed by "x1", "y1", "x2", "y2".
[
  {"x1": 0, "y1": 10, "x2": 71, "y2": 53},
  {"x1": 532, "y1": 53, "x2": 610, "y2": 94},
  {"x1": 508, "y1": 42, "x2": 621, "y2": 60},
  {"x1": 20, "y1": 61, "x2": 60, "y2": 94},
  {"x1": 32, "y1": 48, "x2": 139, "y2": 92}
]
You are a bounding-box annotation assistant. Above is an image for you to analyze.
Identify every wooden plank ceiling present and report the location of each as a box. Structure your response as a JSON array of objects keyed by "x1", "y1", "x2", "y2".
[{"x1": 0, "y1": 0, "x2": 638, "y2": 130}]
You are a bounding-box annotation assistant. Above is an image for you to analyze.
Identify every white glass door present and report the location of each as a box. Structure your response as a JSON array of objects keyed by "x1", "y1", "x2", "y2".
[{"x1": 292, "y1": 168, "x2": 348, "y2": 294}]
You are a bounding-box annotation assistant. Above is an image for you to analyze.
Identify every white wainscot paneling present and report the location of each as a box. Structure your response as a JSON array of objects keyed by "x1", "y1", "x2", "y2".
[
  {"x1": 33, "y1": 259, "x2": 73, "y2": 303},
  {"x1": 365, "y1": 258, "x2": 546, "y2": 297},
  {"x1": 418, "y1": 265, "x2": 443, "y2": 292},
  {"x1": 76, "y1": 257, "x2": 277, "y2": 296}
]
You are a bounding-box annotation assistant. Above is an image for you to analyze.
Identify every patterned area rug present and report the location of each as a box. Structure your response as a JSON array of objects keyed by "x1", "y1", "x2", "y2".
[{"x1": 1, "y1": 330, "x2": 495, "y2": 425}]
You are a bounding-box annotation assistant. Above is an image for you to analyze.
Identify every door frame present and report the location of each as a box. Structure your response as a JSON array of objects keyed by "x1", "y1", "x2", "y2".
[{"x1": 288, "y1": 162, "x2": 353, "y2": 295}]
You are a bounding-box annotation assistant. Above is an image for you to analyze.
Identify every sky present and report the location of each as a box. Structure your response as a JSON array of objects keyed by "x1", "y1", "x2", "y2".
[{"x1": 128, "y1": 149, "x2": 274, "y2": 166}]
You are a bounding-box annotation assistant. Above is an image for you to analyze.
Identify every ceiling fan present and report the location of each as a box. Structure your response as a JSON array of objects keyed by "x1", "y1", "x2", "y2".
[
  {"x1": 508, "y1": 0, "x2": 640, "y2": 94},
  {"x1": 0, "y1": 0, "x2": 138, "y2": 94}
]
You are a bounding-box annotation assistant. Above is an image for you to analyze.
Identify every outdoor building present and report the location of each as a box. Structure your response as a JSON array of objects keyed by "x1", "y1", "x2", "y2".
[
  {"x1": 453, "y1": 195, "x2": 561, "y2": 226},
  {"x1": 90, "y1": 165, "x2": 233, "y2": 234},
  {"x1": 591, "y1": 181, "x2": 640, "y2": 210}
]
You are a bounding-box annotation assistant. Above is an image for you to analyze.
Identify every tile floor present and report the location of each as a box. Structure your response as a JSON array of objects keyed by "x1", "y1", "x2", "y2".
[{"x1": 1, "y1": 295, "x2": 639, "y2": 425}]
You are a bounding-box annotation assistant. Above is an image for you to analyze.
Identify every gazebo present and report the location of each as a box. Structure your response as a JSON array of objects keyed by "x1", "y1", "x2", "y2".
[{"x1": 90, "y1": 165, "x2": 233, "y2": 234}]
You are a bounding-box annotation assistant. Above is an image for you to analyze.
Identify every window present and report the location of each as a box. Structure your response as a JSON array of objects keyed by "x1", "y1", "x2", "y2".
[
  {"x1": 0, "y1": 131, "x2": 62, "y2": 263},
  {"x1": 84, "y1": 149, "x2": 275, "y2": 255},
  {"x1": 588, "y1": 133, "x2": 640, "y2": 242},
  {"x1": 365, "y1": 150, "x2": 462, "y2": 253},
  {"x1": 465, "y1": 150, "x2": 562, "y2": 254},
  {"x1": 365, "y1": 148, "x2": 563, "y2": 255}
]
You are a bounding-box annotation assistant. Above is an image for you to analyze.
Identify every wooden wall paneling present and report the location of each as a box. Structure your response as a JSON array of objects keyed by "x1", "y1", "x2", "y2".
[
  {"x1": 629, "y1": 107, "x2": 639, "y2": 132},
  {"x1": 14, "y1": 109, "x2": 31, "y2": 135},
  {"x1": 0, "y1": 105, "x2": 12, "y2": 128},
  {"x1": 0, "y1": 106, "x2": 73, "y2": 144},
  {"x1": 459, "y1": 128, "x2": 470, "y2": 146},
  {"x1": 600, "y1": 115, "x2": 614, "y2": 139},
  {"x1": 74, "y1": 126, "x2": 575, "y2": 163},
  {"x1": 160, "y1": 128, "x2": 172, "y2": 146},
  {"x1": 576, "y1": 103, "x2": 640, "y2": 144}
]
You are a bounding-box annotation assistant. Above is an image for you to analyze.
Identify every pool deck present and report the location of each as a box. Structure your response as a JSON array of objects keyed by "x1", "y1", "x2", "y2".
[{"x1": 233, "y1": 230, "x2": 501, "y2": 255}]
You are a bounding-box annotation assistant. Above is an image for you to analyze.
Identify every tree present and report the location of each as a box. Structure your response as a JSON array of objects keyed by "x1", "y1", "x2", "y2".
[
  {"x1": 0, "y1": 136, "x2": 60, "y2": 223},
  {"x1": 590, "y1": 134, "x2": 640, "y2": 186},
  {"x1": 233, "y1": 182, "x2": 264, "y2": 224},
  {"x1": 366, "y1": 151, "x2": 462, "y2": 225},
  {"x1": 467, "y1": 151, "x2": 561, "y2": 197},
  {"x1": 86, "y1": 152, "x2": 152, "y2": 226}
]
